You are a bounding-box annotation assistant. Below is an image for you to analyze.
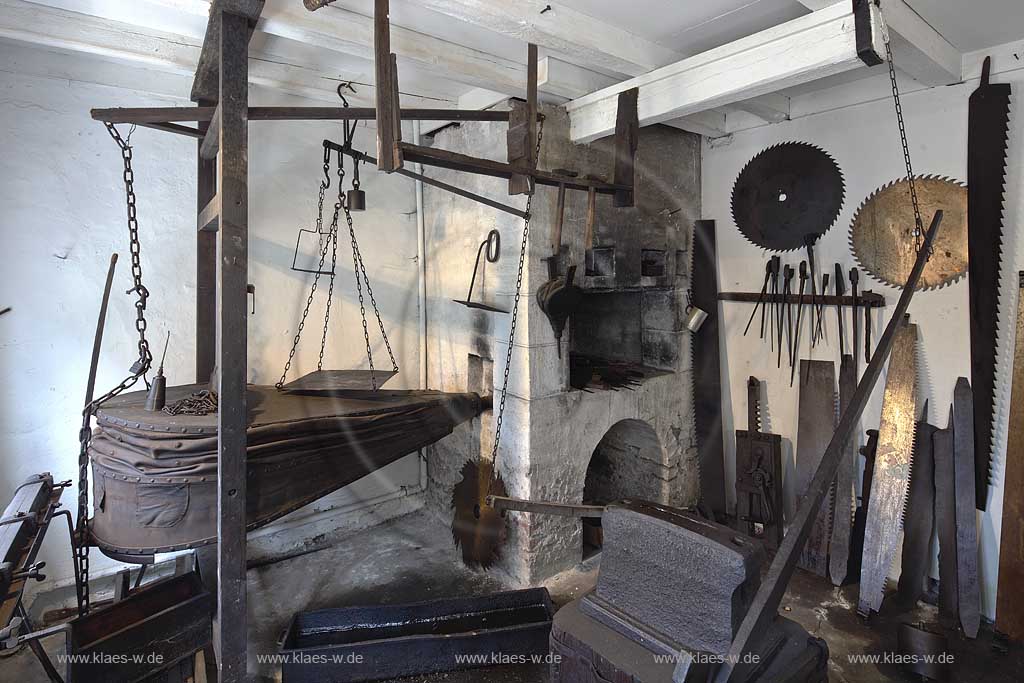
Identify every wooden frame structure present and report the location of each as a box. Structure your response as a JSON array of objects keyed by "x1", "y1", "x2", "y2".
[{"x1": 88, "y1": 1, "x2": 637, "y2": 679}]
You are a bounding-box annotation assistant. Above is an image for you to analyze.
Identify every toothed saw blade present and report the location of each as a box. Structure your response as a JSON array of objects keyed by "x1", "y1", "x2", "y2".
[
  {"x1": 731, "y1": 142, "x2": 845, "y2": 252},
  {"x1": 953, "y1": 378, "x2": 981, "y2": 638},
  {"x1": 795, "y1": 359, "x2": 837, "y2": 578},
  {"x1": 858, "y1": 319, "x2": 918, "y2": 616},
  {"x1": 967, "y1": 56, "x2": 1010, "y2": 511},
  {"x1": 850, "y1": 176, "x2": 968, "y2": 290}
]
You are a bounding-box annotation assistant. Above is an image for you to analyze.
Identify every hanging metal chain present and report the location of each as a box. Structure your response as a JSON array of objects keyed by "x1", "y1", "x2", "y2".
[
  {"x1": 104, "y1": 123, "x2": 153, "y2": 375},
  {"x1": 277, "y1": 144, "x2": 337, "y2": 389},
  {"x1": 878, "y1": 2, "x2": 926, "y2": 255},
  {"x1": 76, "y1": 123, "x2": 156, "y2": 615},
  {"x1": 318, "y1": 151, "x2": 345, "y2": 370},
  {"x1": 491, "y1": 116, "x2": 544, "y2": 468},
  {"x1": 345, "y1": 200, "x2": 399, "y2": 390}
]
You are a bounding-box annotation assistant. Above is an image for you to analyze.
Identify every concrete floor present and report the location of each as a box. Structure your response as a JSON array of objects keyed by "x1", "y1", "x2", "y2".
[{"x1": 5, "y1": 511, "x2": 1024, "y2": 682}]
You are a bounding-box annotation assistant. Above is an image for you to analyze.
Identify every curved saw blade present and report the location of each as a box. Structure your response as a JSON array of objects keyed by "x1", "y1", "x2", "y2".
[
  {"x1": 731, "y1": 142, "x2": 845, "y2": 252},
  {"x1": 850, "y1": 175, "x2": 968, "y2": 290},
  {"x1": 451, "y1": 459, "x2": 508, "y2": 569}
]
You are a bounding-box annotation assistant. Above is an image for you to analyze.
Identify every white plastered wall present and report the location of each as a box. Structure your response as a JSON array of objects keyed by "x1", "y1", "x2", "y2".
[
  {"x1": 702, "y1": 45, "x2": 1024, "y2": 621},
  {"x1": 0, "y1": 42, "x2": 423, "y2": 591}
]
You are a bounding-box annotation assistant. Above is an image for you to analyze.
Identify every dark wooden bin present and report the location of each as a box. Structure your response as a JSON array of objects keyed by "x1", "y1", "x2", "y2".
[
  {"x1": 67, "y1": 570, "x2": 212, "y2": 683},
  {"x1": 278, "y1": 587, "x2": 554, "y2": 682}
]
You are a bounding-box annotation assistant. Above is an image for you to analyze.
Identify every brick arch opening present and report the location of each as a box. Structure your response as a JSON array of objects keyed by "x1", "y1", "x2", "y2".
[{"x1": 581, "y1": 419, "x2": 665, "y2": 559}]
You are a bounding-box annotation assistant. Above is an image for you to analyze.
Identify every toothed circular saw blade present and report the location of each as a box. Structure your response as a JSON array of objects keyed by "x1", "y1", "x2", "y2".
[
  {"x1": 451, "y1": 459, "x2": 507, "y2": 570},
  {"x1": 731, "y1": 142, "x2": 845, "y2": 251},
  {"x1": 849, "y1": 176, "x2": 967, "y2": 290}
]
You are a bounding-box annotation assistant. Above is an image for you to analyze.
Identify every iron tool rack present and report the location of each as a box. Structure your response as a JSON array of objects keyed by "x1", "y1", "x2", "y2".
[{"x1": 87, "y1": 1, "x2": 639, "y2": 679}]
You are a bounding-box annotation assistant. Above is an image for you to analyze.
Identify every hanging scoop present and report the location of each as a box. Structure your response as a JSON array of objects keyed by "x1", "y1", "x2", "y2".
[
  {"x1": 536, "y1": 265, "x2": 583, "y2": 358},
  {"x1": 453, "y1": 230, "x2": 508, "y2": 313}
]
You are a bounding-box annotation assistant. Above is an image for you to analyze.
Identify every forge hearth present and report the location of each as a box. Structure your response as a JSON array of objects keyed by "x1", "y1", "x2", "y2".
[{"x1": 423, "y1": 102, "x2": 701, "y2": 585}]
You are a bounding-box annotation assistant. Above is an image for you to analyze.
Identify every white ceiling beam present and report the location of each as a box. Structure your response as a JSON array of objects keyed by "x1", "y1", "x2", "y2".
[
  {"x1": 797, "y1": 0, "x2": 960, "y2": 85},
  {"x1": 566, "y1": 3, "x2": 885, "y2": 143},
  {"x1": 539, "y1": 56, "x2": 730, "y2": 137},
  {"x1": 0, "y1": 0, "x2": 439, "y2": 106},
  {"x1": 414, "y1": 0, "x2": 678, "y2": 77},
  {"x1": 146, "y1": 0, "x2": 538, "y2": 97},
  {"x1": 729, "y1": 93, "x2": 790, "y2": 123}
]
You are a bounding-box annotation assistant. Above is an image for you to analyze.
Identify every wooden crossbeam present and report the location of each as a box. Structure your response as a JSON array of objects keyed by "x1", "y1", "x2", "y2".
[
  {"x1": 91, "y1": 106, "x2": 536, "y2": 124},
  {"x1": 397, "y1": 142, "x2": 625, "y2": 195}
]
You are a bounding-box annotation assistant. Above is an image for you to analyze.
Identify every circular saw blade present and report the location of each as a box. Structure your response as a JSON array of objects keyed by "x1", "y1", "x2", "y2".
[
  {"x1": 731, "y1": 142, "x2": 845, "y2": 252},
  {"x1": 451, "y1": 459, "x2": 507, "y2": 569},
  {"x1": 849, "y1": 175, "x2": 967, "y2": 290}
]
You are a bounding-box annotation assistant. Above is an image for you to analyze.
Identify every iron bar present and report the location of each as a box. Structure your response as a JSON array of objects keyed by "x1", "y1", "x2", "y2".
[{"x1": 325, "y1": 140, "x2": 528, "y2": 219}]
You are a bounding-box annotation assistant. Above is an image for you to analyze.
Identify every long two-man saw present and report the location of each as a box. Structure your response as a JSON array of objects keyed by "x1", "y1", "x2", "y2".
[
  {"x1": 967, "y1": 56, "x2": 1011, "y2": 511},
  {"x1": 858, "y1": 317, "x2": 918, "y2": 616}
]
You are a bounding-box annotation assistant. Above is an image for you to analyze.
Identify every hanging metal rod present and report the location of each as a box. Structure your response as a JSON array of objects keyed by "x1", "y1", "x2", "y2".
[
  {"x1": 324, "y1": 139, "x2": 528, "y2": 220},
  {"x1": 91, "y1": 106, "x2": 542, "y2": 125}
]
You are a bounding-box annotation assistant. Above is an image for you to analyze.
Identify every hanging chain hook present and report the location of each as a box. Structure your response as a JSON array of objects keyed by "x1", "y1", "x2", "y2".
[{"x1": 876, "y1": 0, "x2": 928, "y2": 258}]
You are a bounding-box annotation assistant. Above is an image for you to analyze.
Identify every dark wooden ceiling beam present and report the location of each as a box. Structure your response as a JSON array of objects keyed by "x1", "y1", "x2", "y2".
[{"x1": 91, "y1": 106, "x2": 535, "y2": 124}]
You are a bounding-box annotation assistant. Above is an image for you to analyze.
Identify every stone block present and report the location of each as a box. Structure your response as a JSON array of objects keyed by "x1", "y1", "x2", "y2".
[{"x1": 582, "y1": 502, "x2": 764, "y2": 655}]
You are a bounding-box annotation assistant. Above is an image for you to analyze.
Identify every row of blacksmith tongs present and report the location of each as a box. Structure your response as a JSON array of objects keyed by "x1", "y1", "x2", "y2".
[{"x1": 744, "y1": 241, "x2": 874, "y2": 386}]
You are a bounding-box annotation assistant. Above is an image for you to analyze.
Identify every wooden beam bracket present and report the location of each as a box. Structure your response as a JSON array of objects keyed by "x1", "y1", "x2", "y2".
[
  {"x1": 854, "y1": 0, "x2": 884, "y2": 66},
  {"x1": 508, "y1": 44, "x2": 538, "y2": 196},
  {"x1": 200, "y1": 103, "x2": 222, "y2": 160},
  {"x1": 612, "y1": 88, "x2": 639, "y2": 208},
  {"x1": 374, "y1": 0, "x2": 403, "y2": 172}
]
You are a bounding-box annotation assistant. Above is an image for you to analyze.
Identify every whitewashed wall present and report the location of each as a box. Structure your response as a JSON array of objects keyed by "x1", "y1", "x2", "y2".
[
  {"x1": 0, "y1": 43, "x2": 422, "y2": 588},
  {"x1": 703, "y1": 49, "x2": 1024, "y2": 620}
]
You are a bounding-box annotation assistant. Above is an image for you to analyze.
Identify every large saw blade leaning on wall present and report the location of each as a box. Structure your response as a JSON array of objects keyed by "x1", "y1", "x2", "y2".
[
  {"x1": 849, "y1": 176, "x2": 968, "y2": 290},
  {"x1": 858, "y1": 318, "x2": 918, "y2": 617},
  {"x1": 932, "y1": 412, "x2": 959, "y2": 630},
  {"x1": 997, "y1": 273, "x2": 1024, "y2": 641},
  {"x1": 829, "y1": 355, "x2": 858, "y2": 586},
  {"x1": 897, "y1": 405, "x2": 937, "y2": 606},
  {"x1": 795, "y1": 360, "x2": 837, "y2": 578},
  {"x1": 731, "y1": 142, "x2": 845, "y2": 252},
  {"x1": 952, "y1": 378, "x2": 981, "y2": 638},
  {"x1": 967, "y1": 56, "x2": 1011, "y2": 511},
  {"x1": 692, "y1": 220, "x2": 727, "y2": 519}
]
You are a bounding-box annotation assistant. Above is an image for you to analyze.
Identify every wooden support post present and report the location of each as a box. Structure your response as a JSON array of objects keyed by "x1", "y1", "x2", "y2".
[
  {"x1": 215, "y1": 10, "x2": 249, "y2": 682},
  {"x1": 196, "y1": 102, "x2": 217, "y2": 384},
  {"x1": 374, "y1": 0, "x2": 402, "y2": 171},
  {"x1": 612, "y1": 87, "x2": 639, "y2": 208},
  {"x1": 508, "y1": 43, "x2": 538, "y2": 196}
]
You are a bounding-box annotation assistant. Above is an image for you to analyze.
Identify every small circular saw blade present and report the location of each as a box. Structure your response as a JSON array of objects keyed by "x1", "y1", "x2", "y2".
[
  {"x1": 451, "y1": 459, "x2": 507, "y2": 569},
  {"x1": 849, "y1": 175, "x2": 967, "y2": 290},
  {"x1": 731, "y1": 142, "x2": 845, "y2": 252}
]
